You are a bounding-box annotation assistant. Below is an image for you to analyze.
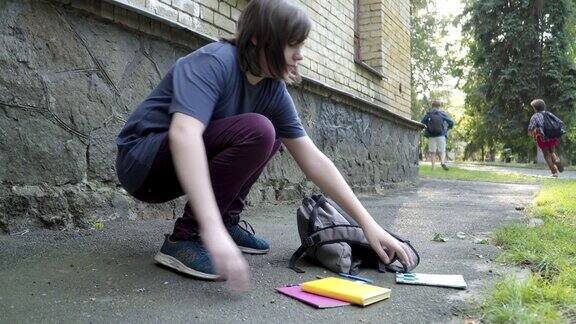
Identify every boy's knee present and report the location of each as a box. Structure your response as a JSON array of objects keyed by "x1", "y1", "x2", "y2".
[{"x1": 243, "y1": 113, "x2": 276, "y2": 143}]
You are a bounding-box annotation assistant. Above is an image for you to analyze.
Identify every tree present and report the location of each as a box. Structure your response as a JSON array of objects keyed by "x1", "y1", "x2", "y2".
[
  {"x1": 410, "y1": 0, "x2": 451, "y2": 119},
  {"x1": 459, "y1": 0, "x2": 576, "y2": 163}
]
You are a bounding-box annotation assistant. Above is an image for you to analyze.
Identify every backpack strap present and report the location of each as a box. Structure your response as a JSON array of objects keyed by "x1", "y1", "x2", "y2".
[
  {"x1": 306, "y1": 225, "x2": 368, "y2": 246},
  {"x1": 289, "y1": 195, "x2": 328, "y2": 273},
  {"x1": 289, "y1": 225, "x2": 367, "y2": 273},
  {"x1": 306, "y1": 195, "x2": 327, "y2": 236},
  {"x1": 288, "y1": 245, "x2": 307, "y2": 273}
]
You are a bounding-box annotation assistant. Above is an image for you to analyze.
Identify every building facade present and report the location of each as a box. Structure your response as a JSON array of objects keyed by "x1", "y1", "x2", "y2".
[{"x1": 0, "y1": 0, "x2": 421, "y2": 233}]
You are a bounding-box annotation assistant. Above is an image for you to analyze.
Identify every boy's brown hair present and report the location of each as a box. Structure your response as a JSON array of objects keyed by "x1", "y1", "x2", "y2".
[
  {"x1": 530, "y1": 99, "x2": 546, "y2": 111},
  {"x1": 227, "y1": 0, "x2": 311, "y2": 80},
  {"x1": 431, "y1": 100, "x2": 442, "y2": 108}
]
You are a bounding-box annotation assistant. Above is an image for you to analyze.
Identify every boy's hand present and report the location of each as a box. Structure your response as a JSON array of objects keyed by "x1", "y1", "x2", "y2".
[
  {"x1": 362, "y1": 222, "x2": 413, "y2": 268},
  {"x1": 201, "y1": 226, "x2": 250, "y2": 291}
]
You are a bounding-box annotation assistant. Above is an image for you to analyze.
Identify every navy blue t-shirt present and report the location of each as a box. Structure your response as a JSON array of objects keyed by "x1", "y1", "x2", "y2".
[{"x1": 116, "y1": 41, "x2": 306, "y2": 193}]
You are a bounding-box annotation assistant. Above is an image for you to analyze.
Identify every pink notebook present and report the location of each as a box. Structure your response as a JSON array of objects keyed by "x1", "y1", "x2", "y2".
[{"x1": 276, "y1": 285, "x2": 350, "y2": 308}]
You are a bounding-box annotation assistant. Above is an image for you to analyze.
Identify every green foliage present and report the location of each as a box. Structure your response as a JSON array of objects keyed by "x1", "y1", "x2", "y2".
[
  {"x1": 569, "y1": 0, "x2": 576, "y2": 63},
  {"x1": 410, "y1": 0, "x2": 453, "y2": 119},
  {"x1": 459, "y1": 0, "x2": 576, "y2": 163}
]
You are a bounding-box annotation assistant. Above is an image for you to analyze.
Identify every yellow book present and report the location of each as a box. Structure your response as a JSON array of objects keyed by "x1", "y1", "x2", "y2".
[{"x1": 300, "y1": 277, "x2": 391, "y2": 306}]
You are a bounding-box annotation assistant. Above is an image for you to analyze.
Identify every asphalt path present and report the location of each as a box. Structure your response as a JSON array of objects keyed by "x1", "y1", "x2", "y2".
[{"x1": 0, "y1": 179, "x2": 539, "y2": 323}]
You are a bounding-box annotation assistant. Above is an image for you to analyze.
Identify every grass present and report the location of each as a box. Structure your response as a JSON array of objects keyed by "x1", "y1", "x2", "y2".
[
  {"x1": 478, "y1": 180, "x2": 576, "y2": 323},
  {"x1": 419, "y1": 164, "x2": 541, "y2": 184},
  {"x1": 453, "y1": 161, "x2": 576, "y2": 171}
]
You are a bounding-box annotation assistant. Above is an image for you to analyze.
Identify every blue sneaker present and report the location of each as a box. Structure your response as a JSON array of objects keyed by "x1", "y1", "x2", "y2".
[
  {"x1": 227, "y1": 220, "x2": 270, "y2": 254},
  {"x1": 154, "y1": 234, "x2": 220, "y2": 280}
]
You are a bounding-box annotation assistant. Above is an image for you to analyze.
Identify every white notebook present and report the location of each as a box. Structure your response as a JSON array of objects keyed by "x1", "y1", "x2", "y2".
[{"x1": 396, "y1": 273, "x2": 467, "y2": 289}]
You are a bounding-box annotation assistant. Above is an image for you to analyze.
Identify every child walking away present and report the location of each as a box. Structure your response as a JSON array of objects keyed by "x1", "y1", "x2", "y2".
[
  {"x1": 528, "y1": 99, "x2": 565, "y2": 177},
  {"x1": 420, "y1": 100, "x2": 454, "y2": 170},
  {"x1": 115, "y1": 0, "x2": 414, "y2": 290}
]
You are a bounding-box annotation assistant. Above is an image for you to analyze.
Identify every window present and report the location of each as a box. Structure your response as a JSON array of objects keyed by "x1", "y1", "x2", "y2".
[{"x1": 353, "y1": 0, "x2": 386, "y2": 78}]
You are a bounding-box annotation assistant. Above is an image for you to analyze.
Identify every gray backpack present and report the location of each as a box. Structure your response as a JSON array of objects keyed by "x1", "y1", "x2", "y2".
[{"x1": 289, "y1": 195, "x2": 420, "y2": 275}]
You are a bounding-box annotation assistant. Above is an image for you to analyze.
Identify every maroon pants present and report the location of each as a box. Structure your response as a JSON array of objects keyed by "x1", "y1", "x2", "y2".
[{"x1": 132, "y1": 113, "x2": 281, "y2": 240}]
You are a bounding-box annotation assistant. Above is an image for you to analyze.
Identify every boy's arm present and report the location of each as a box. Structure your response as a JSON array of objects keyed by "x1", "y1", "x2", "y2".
[
  {"x1": 420, "y1": 113, "x2": 429, "y2": 124},
  {"x1": 281, "y1": 136, "x2": 413, "y2": 267},
  {"x1": 527, "y1": 115, "x2": 538, "y2": 136},
  {"x1": 443, "y1": 112, "x2": 454, "y2": 129},
  {"x1": 169, "y1": 112, "x2": 249, "y2": 290}
]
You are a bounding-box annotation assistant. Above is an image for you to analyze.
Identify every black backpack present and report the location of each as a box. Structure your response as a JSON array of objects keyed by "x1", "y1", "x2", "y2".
[
  {"x1": 289, "y1": 195, "x2": 420, "y2": 275},
  {"x1": 540, "y1": 111, "x2": 565, "y2": 140},
  {"x1": 427, "y1": 110, "x2": 444, "y2": 136}
]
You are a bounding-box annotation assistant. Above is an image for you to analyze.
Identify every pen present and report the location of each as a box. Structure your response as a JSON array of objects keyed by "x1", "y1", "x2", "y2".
[
  {"x1": 397, "y1": 273, "x2": 417, "y2": 281},
  {"x1": 338, "y1": 272, "x2": 374, "y2": 283}
]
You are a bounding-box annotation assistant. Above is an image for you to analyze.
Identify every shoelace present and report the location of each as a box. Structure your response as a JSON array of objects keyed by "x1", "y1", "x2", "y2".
[{"x1": 237, "y1": 220, "x2": 256, "y2": 235}]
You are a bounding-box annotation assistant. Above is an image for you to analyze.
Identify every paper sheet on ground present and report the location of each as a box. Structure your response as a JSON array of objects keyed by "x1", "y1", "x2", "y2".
[{"x1": 396, "y1": 273, "x2": 467, "y2": 289}]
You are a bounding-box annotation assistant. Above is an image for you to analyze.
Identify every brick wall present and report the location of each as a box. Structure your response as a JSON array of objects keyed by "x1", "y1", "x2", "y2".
[
  {"x1": 0, "y1": 0, "x2": 421, "y2": 232},
  {"x1": 357, "y1": 0, "x2": 385, "y2": 71},
  {"x1": 97, "y1": 0, "x2": 412, "y2": 118}
]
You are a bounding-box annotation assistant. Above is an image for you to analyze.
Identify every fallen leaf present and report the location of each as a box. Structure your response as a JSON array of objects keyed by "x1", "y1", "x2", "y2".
[
  {"x1": 433, "y1": 233, "x2": 448, "y2": 242},
  {"x1": 474, "y1": 238, "x2": 489, "y2": 244}
]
